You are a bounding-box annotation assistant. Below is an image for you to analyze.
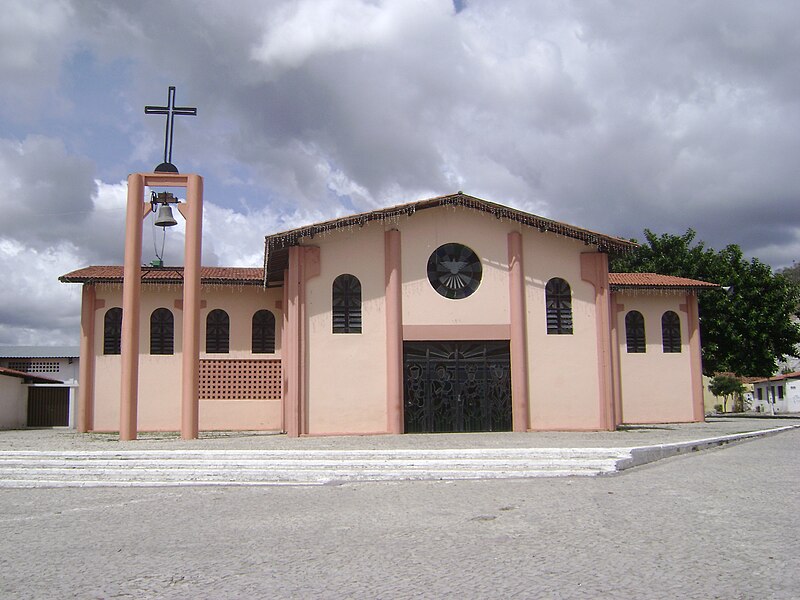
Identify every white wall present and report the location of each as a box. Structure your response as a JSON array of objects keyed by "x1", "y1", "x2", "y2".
[
  {"x1": 0, "y1": 375, "x2": 27, "y2": 429},
  {"x1": 0, "y1": 357, "x2": 78, "y2": 384},
  {"x1": 753, "y1": 380, "x2": 800, "y2": 413}
]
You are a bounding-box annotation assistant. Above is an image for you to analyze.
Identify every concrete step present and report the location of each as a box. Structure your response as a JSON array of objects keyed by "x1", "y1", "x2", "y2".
[{"x1": 0, "y1": 448, "x2": 634, "y2": 488}]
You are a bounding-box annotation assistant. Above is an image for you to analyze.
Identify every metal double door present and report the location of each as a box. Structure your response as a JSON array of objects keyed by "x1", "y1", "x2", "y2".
[{"x1": 403, "y1": 341, "x2": 512, "y2": 433}]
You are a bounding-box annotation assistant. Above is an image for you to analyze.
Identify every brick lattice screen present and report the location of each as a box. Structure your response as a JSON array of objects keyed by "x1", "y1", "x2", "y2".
[{"x1": 199, "y1": 359, "x2": 282, "y2": 400}]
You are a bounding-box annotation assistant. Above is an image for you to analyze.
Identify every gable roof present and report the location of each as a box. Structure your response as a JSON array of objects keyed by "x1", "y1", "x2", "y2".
[
  {"x1": 751, "y1": 371, "x2": 800, "y2": 384},
  {"x1": 0, "y1": 366, "x2": 63, "y2": 384},
  {"x1": 60, "y1": 266, "x2": 264, "y2": 286},
  {"x1": 264, "y1": 192, "x2": 638, "y2": 285},
  {"x1": 609, "y1": 273, "x2": 718, "y2": 290},
  {"x1": 0, "y1": 346, "x2": 79, "y2": 359}
]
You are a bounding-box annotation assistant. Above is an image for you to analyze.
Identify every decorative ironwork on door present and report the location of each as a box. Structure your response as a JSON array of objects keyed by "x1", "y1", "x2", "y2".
[{"x1": 403, "y1": 341, "x2": 512, "y2": 433}]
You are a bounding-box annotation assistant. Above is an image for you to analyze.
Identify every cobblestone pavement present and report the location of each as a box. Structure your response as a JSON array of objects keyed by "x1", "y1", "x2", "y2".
[{"x1": 0, "y1": 426, "x2": 798, "y2": 599}]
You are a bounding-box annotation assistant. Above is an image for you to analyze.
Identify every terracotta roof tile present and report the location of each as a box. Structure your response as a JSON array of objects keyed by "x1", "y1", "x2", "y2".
[
  {"x1": 609, "y1": 273, "x2": 718, "y2": 289},
  {"x1": 60, "y1": 266, "x2": 264, "y2": 285},
  {"x1": 751, "y1": 371, "x2": 800, "y2": 383}
]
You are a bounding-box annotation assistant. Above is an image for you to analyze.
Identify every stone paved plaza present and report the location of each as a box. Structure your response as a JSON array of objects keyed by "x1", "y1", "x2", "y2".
[
  {"x1": 0, "y1": 420, "x2": 798, "y2": 598},
  {"x1": 0, "y1": 416, "x2": 797, "y2": 451}
]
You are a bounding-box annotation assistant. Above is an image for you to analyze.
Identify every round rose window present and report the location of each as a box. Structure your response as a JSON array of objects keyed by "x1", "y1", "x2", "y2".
[{"x1": 427, "y1": 243, "x2": 482, "y2": 299}]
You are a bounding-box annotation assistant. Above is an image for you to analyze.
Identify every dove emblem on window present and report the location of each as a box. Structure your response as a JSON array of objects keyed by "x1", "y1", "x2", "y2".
[{"x1": 427, "y1": 243, "x2": 482, "y2": 299}]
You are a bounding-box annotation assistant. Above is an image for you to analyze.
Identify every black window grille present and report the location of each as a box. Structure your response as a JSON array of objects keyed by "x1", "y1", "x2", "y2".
[
  {"x1": 252, "y1": 310, "x2": 276, "y2": 353},
  {"x1": 661, "y1": 311, "x2": 681, "y2": 353},
  {"x1": 625, "y1": 311, "x2": 646, "y2": 353},
  {"x1": 103, "y1": 308, "x2": 122, "y2": 355},
  {"x1": 206, "y1": 309, "x2": 230, "y2": 353},
  {"x1": 545, "y1": 277, "x2": 573, "y2": 334},
  {"x1": 150, "y1": 308, "x2": 174, "y2": 355},
  {"x1": 332, "y1": 274, "x2": 362, "y2": 334}
]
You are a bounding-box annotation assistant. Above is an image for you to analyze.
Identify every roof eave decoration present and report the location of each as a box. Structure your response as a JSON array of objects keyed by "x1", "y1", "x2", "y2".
[{"x1": 264, "y1": 192, "x2": 638, "y2": 286}]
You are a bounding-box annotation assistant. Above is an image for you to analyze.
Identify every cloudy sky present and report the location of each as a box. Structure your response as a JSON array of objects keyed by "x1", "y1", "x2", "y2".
[{"x1": 1, "y1": 0, "x2": 799, "y2": 346}]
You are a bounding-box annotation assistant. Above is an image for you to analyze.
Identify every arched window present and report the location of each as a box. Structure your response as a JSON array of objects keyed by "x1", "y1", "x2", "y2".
[
  {"x1": 545, "y1": 278, "x2": 573, "y2": 335},
  {"x1": 661, "y1": 311, "x2": 682, "y2": 353},
  {"x1": 103, "y1": 308, "x2": 123, "y2": 355},
  {"x1": 252, "y1": 310, "x2": 276, "y2": 353},
  {"x1": 206, "y1": 309, "x2": 230, "y2": 353},
  {"x1": 332, "y1": 274, "x2": 362, "y2": 334},
  {"x1": 625, "y1": 311, "x2": 646, "y2": 353},
  {"x1": 150, "y1": 308, "x2": 174, "y2": 355}
]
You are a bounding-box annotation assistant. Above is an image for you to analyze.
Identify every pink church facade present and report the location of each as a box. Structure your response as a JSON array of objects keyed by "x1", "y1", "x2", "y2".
[{"x1": 61, "y1": 193, "x2": 715, "y2": 436}]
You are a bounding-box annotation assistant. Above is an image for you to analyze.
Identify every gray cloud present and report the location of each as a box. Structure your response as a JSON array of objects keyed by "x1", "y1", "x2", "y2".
[
  {"x1": 2, "y1": 0, "x2": 800, "y2": 345},
  {"x1": 0, "y1": 136, "x2": 97, "y2": 245},
  {"x1": 0, "y1": 0, "x2": 77, "y2": 121}
]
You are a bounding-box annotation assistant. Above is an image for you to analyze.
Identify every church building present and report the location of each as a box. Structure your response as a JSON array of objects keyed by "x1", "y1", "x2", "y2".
[{"x1": 60, "y1": 192, "x2": 716, "y2": 436}]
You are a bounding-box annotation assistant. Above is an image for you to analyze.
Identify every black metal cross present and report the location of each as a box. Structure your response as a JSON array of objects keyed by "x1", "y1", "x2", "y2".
[{"x1": 145, "y1": 86, "x2": 197, "y2": 173}]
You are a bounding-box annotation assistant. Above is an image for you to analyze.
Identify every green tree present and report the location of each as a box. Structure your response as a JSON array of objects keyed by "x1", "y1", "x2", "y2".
[
  {"x1": 708, "y1": 374, "x2": 746, "y2": 413},
  {"x1": 611, "y1": 229, "x2": 800, "y2": 377},
  {"x1": 778, "y1": 262, "x2": 800, "y2": 285}
]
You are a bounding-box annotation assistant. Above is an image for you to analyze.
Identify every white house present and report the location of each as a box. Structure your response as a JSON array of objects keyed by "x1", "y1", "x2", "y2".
[
  {"x1": 751, "y1": 372, "x2": 800, "y2": 414},
  {"x1": 0, "y1": 346, "x2": 80, "y2": 428}
]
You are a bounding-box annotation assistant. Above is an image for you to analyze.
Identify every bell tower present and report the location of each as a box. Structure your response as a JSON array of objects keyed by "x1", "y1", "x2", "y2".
[{"x1": 118, "y1": 86, "x2": 202, "y2": 440}]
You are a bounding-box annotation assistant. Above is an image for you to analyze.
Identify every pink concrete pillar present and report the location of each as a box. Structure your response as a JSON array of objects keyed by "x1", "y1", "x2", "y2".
[
  {"x1": 686, "y1": 293, "x2": 705, "y2": 422},
  {"x1": 507, "y1": 231, "x2": 530, "y2": 432},
  {"x1": 281, "y1": 273, "x2": 289, "y2": 433},
  {"x1": 610, "y1": 298, "x2": 625, "y2": 427},
  {"x1": 580, "y1": 252, "x2": 615, "y2": 431},
  {"x1": 178, "y1": 174, "x2": 203, "y2": 439},
  {"x1": 77, "y1": 284, "x2": 96, "y2": 433},
  {"x1": 297, "y1": 248, "x2": 319, "y2": 434},
  {"x1": 285, "y1": 246, "x2": 302, "y2": 437},
  {"x1": 120, "y1": 173, "x2": 146, "y2": 441},
  {"x1": 385, "y1": 229, "x2": 404, "y2": 434}
]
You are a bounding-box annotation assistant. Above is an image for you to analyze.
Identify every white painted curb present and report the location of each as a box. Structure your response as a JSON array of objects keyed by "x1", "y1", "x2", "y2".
[{"x1": 615, "y1": 425, "x2": 800, "y2": 471}]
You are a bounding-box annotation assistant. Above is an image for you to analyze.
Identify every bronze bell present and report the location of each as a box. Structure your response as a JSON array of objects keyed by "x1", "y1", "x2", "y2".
[{"x1": 154, "y1": 204, "x2": 178, "y2": 227}]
